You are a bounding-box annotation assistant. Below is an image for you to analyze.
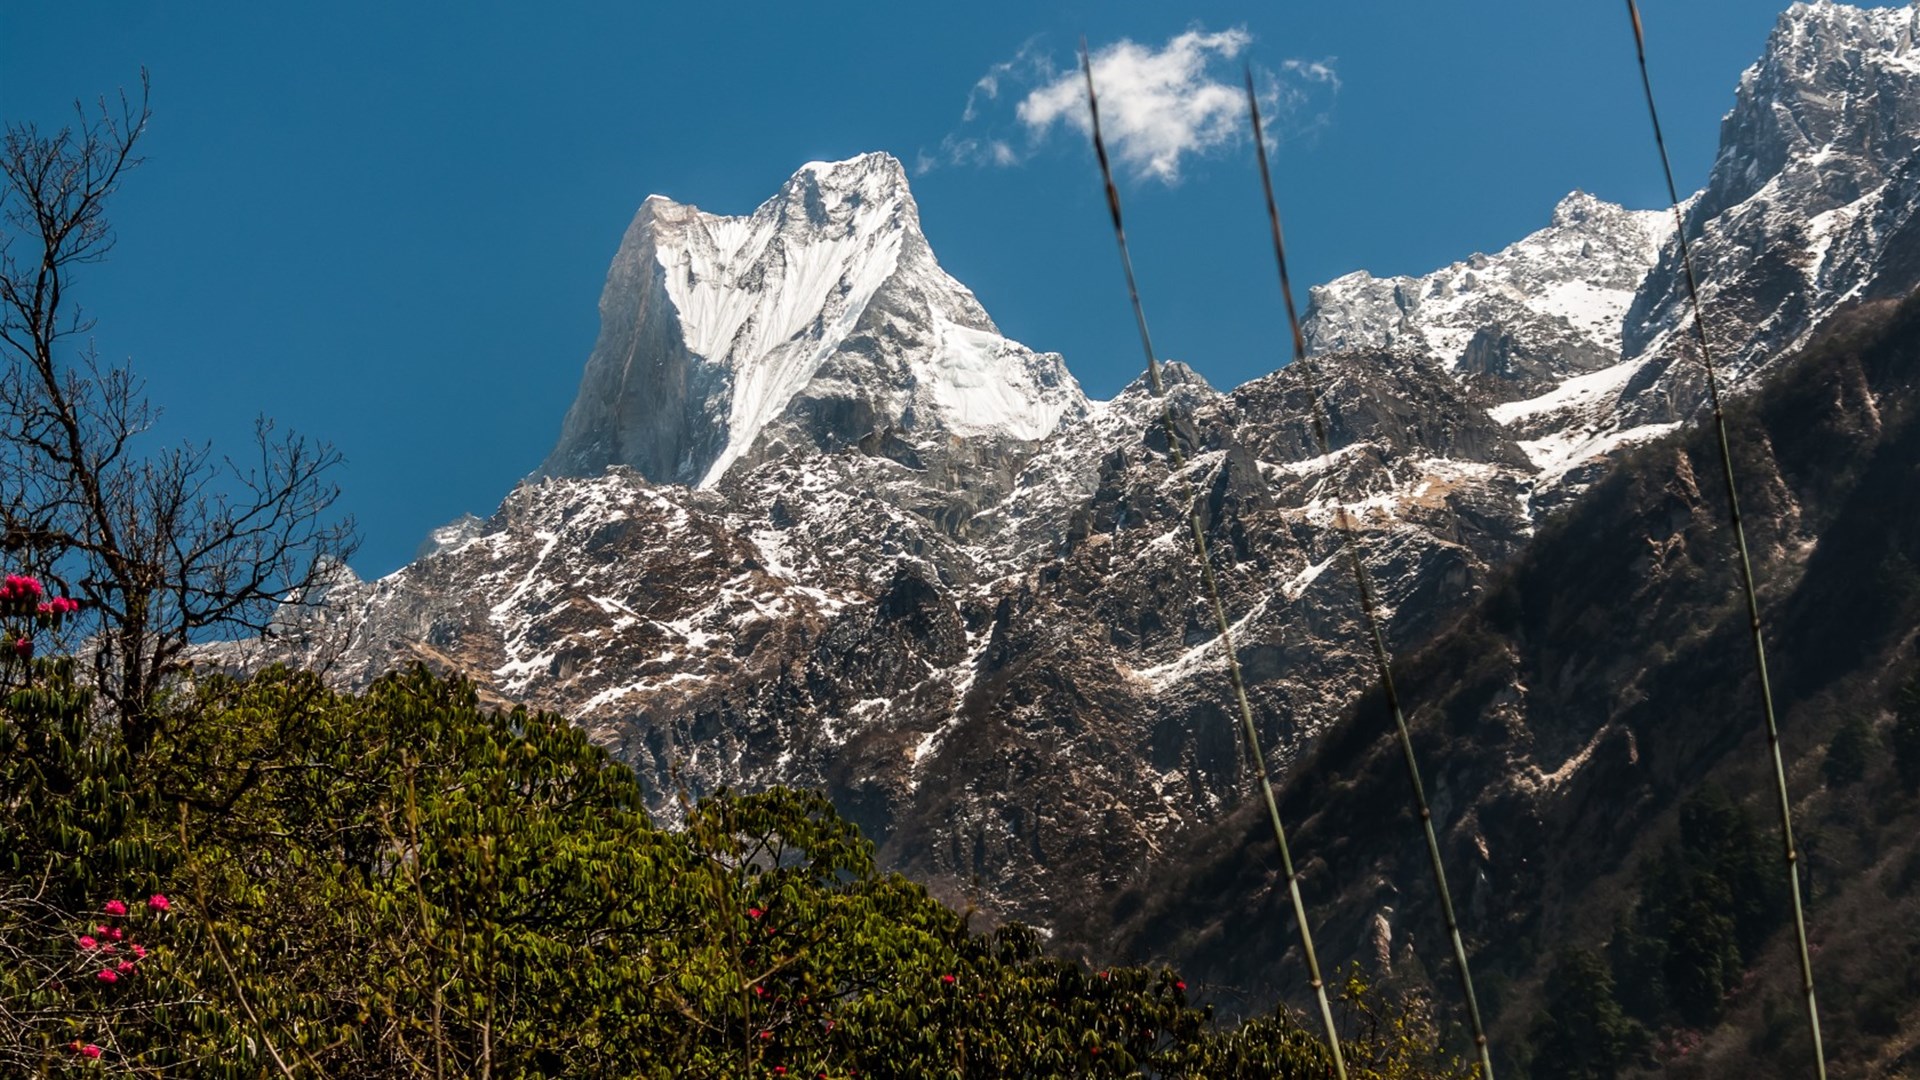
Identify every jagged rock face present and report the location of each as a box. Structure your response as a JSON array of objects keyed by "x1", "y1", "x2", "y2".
[
  {"x1": 539, "y1": 152, "x2": 1087, "y2": 490},
  {"x1": 1092, "y1": 292, "x2": 1920, "y2": 1057},
  {"x1": 300, "y1": 343, "x2": 1539, "y2": 925},
  {"x1": 1309, "y1": 3, "x2": 1920, "y2": 494},
  {"x1": 292, "y1": 3, "x2": 1920, "y2": 936},
  {"x1": 1305, "y1": 192, "x2": 1670, "y2": 403},
  {"x1": 1622, "y1": 2, "x2": 1920, "y2": 417}
]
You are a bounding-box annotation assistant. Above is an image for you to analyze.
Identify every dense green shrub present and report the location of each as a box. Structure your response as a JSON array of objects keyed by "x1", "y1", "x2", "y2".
[{"x1": 1, "y1": 661, "x2": 1464, "y2": 1078}]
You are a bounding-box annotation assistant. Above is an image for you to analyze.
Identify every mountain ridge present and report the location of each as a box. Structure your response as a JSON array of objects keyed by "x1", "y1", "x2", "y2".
[{"x1": 273, "y1": 1, "x2": 1920, "y2": 990}]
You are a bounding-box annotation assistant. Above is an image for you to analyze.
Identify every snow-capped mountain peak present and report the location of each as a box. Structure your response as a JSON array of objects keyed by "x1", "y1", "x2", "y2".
[
  {"x1": 540, "y1": 151, "x2": 1087, "y2": 489},
  {"x1": 1302, "y1": 191, "x2": 1669, "y2": 401}
]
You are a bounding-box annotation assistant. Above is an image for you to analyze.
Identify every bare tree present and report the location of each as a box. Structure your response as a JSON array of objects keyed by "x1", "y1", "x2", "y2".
[{"x1": 0, "y1": 71, "x2": 357, "y2": 753}]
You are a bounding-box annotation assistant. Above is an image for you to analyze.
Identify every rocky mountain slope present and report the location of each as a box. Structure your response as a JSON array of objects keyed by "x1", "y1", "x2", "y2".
[
  {"x1": 280, "y1": 1, "x2": 1920, "y2": 955},
  {"x1": 1094, "y1": 290, "x2": 1920, "y2": 1075}
]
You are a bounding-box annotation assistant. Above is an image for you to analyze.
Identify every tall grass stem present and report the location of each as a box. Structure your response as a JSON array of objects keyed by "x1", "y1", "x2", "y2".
[
  {"x1": 1623, "y1": 4, "x2": 1825, "y2": 1074},
  {"x1": 1245, "y1": 74, "x2": 1496, "y2": 1080},
  {"x1": 1080, "y1": 45, "x2": 1349, "y2": 1080}
]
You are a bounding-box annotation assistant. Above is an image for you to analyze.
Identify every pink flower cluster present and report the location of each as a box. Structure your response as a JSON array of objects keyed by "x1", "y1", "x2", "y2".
[
  {"x1": 1, "y1": 571, "x2": 81, "y2": 667},
  {"x1": 0, "y1": 573, "x2": 45, "y2": 602},
  {"x1": 62, "y1": 891, "x2": 171, "y2": 1062},
  {"x1": 77, "y1": 896, "x2": 167, "y2": 986}
]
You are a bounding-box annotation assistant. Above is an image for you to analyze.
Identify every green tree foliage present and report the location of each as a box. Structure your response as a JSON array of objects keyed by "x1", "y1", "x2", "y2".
[
  {"x1": 1526, "y1": 948, "x2": 1644, "y2": 1080},
  {"x1": 0, "y1": 661, "x2": 1468, "y2": 1078},
  {"x1": 1608, "y1": 787, "x2": 1784, "y2": 1030},
  {"x1": 1821, "y1": 715, "x2": 1874, "y2": 788}
]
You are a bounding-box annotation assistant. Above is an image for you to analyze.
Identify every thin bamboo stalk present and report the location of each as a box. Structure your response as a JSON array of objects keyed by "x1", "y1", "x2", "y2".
[
  {"x1": 1245, "y1": 75, "x2": 1496, "y2": 1080},
  {"x1": 1079, "y1": 45, "x2": 1349, "y2": 1080},
  {"x1": 1622, "y1": 4, "x2": 1825, "y2": 1076}
]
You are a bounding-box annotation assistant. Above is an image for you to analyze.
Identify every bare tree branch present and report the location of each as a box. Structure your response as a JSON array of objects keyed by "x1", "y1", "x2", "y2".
[{"x1": 0, "y1": 70, "x2": 358, "y2": 752}]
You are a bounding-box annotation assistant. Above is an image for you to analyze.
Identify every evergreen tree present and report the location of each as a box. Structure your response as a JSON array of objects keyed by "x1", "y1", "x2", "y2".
[
  {"x1": 1894, "y1": 673, "x2": 1920, "y2": 792},
  {"x1": 1678, "y1": 787, "x2": 1782, "y2": 960},
  {"x1": 1823, "y1": 715, "x2": 1874, "y2": 787},
  {"x1": 1606, "y1": 908, "x2": 1668, "y2": 1023},
  {"x1": 1662, "y1": 871, "x2": 1742, "y2": 1026},
  {"x1": 1528, "y1": 948, "x2": 1643, "y2": 1080}
]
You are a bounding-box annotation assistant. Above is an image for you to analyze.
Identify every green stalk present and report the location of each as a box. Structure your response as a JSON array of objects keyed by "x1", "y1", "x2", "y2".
[
  {"x1": 1622, "y1": 4, "x2": 1825, "y2": 1075},
  {"x1": 1080, "y1": 46, "x2": 1349, "y2": 1080},
  {"x1": 1244, "y1": 76, "x2": 1496, "y2": 1078}
]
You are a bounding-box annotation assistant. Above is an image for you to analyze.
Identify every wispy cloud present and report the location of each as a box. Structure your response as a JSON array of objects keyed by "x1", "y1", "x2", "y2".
[{"x1": 919, "y1": 28, "x2": 1340, "y2": 184}]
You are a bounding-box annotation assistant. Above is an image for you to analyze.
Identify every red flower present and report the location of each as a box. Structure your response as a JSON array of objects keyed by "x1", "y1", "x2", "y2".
[
  {"x1": 69, "y1": 1040, "x2": 101, "y2": 1058},
  {"x1": 77, "y1": 936, "x2": 98, "y2": 951},
  {"x1": 96, "y1": 969, "x2": 118, "y2": 984},
  {"x1": 103, "y1": 900, "x2": 128, "y2": 917},
  {"x1": 940, "y1": 974, "x2": 955, "y2": 984},
  {"x1": 147, "y1": 894, "x2": 170, "y2": 912},
  {"x1": 758, "y1": 1030, "x2": 772, "y2": 1040},
  {"x1": 12, "y1": 637, "x2": 31, "y2": 660},
  {"x1": 116, "y1": 960, "x2": 135, "y2": 975},
  {"x1": 130, "y1": 944, "x2": 148, "y2": 960},
  {"x1": 747, "y1": 907, "x2": 764, "y2": 919},
  {"x1": 1175, "y1": 981, "x2": 1186, "y2": 992}
]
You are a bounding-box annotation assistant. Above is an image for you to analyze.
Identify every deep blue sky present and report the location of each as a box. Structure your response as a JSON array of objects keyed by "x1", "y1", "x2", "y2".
[{"x1": 2, "y1": 1, "x2": 1798, "y2": 577}]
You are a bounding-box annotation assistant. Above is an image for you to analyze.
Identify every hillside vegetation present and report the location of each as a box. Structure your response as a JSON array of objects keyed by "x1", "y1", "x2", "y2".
[{"x1": 0, "y1": 657, "x2": 1468, "y2": 1078}]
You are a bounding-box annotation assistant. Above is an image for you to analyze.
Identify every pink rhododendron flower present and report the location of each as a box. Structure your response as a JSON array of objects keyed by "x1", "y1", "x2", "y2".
[
  {"x1": 108, "y1": 928, "x2": 123, "y2": 941},
  {"x1": 940, "y1": 974, "x2": 955, "y2": 984},
  {"x1": 76, "y1": 936, "x2": 98, "y2": 950},
  {"x1": 103, "y1": 899, "x2": 127, "y2": 917},
  {"x1": 96, "y1": 969, "x2": 118, "y2": 984},
  {"x1": 116, "y1": 960, "x2": 135, "y2": 974},
  {"x1": 130, "y1": 944, "x2": 148, "y2": 960},
  {"x1": 11, "y1": 637, "x2": 30, "y2": 660},
  {"x1": 69, "y1": 1040, "x2": 101, "y2": 1058},
  {"x1": 147, "y1": 894, "x2": 170, "y2": 912},
  {"x1": 747, "y1": 907, "x2": 763, "y2": 919}
]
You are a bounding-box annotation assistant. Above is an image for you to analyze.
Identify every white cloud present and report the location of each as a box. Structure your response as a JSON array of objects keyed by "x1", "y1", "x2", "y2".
[
  {"x1": 920, "y1": 28, "x2": 1340, "y2": 184},
  {"x1": 964, "y1": 38, "x2": 1050, "y2": 123},
  {"x1": 1281, "y1": 58, "x2": 1341, "y2": 92},
  {"x1": 1018, "y1": 29, "x2": 1253, "y2": 184}
]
